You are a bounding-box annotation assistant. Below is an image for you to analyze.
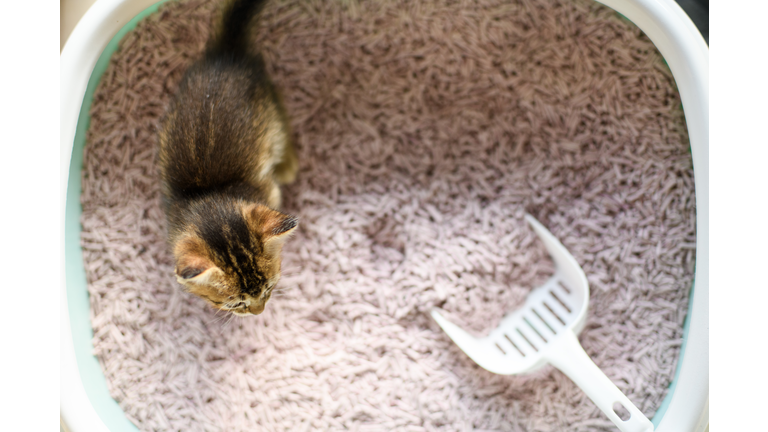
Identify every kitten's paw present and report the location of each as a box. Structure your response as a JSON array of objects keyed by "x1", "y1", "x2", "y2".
[
  {"x1": 273, "y1": 162, "x2": 297, "y2": 184},
  {"x1": 273, "y1": 145, "x2": 298, "y2": 185}
]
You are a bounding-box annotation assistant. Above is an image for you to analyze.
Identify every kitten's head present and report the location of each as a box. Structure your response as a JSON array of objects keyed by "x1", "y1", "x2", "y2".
[{"x1": 173, "y1": 202, "x2": 297, "y2": 316}]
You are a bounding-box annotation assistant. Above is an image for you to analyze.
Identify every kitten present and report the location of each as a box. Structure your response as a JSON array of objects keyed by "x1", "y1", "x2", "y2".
[{"x1": 158, "y1": 0, "x2": 298, "y2": 316}]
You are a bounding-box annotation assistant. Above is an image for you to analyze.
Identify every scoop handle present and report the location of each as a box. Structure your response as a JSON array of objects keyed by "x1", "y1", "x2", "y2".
[{"x1": 545, "y1": 331, "x2": 654, "y2": 432}]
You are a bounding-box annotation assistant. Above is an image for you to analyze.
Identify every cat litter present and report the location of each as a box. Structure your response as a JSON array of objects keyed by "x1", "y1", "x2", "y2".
[{"x1": 80, "y1": 0, "x2": 695, "y2": 430}]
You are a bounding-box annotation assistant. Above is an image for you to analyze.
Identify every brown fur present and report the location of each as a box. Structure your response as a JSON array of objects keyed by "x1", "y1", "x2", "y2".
[{"x1": 158, "y1": 0, "x2": 297, "y2": 316}]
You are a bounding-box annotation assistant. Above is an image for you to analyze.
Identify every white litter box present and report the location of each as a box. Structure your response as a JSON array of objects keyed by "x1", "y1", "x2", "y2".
[{"x1": 60, "y1": 0, "x2": 709, "y2": 430}]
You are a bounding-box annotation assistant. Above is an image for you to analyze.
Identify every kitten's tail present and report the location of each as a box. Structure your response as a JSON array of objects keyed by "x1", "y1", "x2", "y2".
[{"x1": 206, "y1": 0, "x2": 268, "y2": 55}]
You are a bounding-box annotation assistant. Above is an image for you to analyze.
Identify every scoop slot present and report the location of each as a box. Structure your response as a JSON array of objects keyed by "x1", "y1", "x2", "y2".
[
  {"x1": 523, "y1": 316, "x2": 547, "y2": 343},
  {"x1": 495, "y1": 342, "x2": 506, "y2": 355},
  {"x1": 532, "y1": 308, "x2": 557, "y2": 335},
  {"x1": 503, "y1": 333, "x2": 526, "y2": 357},
  {"x1": 516, "y1": 328, "x2": 538, "y2": 352},
  {"x1": 549, "y1": 290, "x2": 572, "y2": 313},
  {"x1": 542, "y1": 301, "x2": 566, "y2": 326}
]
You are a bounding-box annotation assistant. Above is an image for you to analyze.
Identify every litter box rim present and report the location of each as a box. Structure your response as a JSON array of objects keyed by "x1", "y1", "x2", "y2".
[{"x1": 60, "y1": 0, "x2": 709, "y2": 431}]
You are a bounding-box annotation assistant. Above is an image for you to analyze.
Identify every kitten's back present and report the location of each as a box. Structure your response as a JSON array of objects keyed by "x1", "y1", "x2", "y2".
[
  {"x1": 159, "y1": 55, "x2": 281, "y2": 201},
  {"x1": 159, "y1": 0, "x2": 285, "y2": 206}
]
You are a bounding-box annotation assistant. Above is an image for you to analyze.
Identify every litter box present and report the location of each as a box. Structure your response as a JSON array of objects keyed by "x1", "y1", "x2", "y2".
[{"x1": 60, "y1": 0, "x2": 709, "y2": 430}]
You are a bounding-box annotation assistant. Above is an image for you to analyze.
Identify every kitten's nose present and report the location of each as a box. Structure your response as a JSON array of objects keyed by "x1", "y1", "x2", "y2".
[{"x1": 250, "y1": 303, "x2": 265, "y2": 315}]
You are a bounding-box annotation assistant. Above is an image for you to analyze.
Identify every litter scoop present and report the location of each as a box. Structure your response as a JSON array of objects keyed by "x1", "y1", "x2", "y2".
[{"x1": 431, "y1": 215, "x2": 654, "y2": 432}]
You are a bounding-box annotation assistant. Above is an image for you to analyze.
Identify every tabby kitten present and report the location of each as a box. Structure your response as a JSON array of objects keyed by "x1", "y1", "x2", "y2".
[{"x1": 158, "y1": 0, "x2": 298, "y2": 316}]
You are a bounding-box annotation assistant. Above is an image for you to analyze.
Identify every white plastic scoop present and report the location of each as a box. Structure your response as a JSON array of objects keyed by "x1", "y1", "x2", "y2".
[{"x1": 431, "y1": 215, "x2": 654, "y2": 432}]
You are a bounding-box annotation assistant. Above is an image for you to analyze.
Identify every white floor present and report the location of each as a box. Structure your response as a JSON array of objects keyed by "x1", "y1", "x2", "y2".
[{"x1": 61, "y1": 0, "x2": 99, "y2": 50}]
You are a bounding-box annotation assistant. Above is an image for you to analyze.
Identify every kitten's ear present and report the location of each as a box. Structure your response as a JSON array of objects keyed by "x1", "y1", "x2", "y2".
[
  {"x1": 173, "y1": 235, "x2": 221, "y2": 284},
  {"x1": 245, "y1": 204, "x2": 298, "y2": 252}
]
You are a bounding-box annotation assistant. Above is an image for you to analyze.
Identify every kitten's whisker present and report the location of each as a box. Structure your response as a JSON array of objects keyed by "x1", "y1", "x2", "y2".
[
  {"x1": 224, "y1": 312, "x2": 237, "y2": 328},
  {"x1": 280, "y1": 269, "x2": 302, "y2": 276},
  {"x1": 207, "y1": 307, "x2": 226, "y2": 325},
  {"x1": 281, "y1": 265, "x2": 301, "y2": 272},
  {"x1": 209, "y1": 311, "x2": 228, "y2": 325},
  {"x1": 279, "y1": 267, "x2": 304, "y2": 275}
]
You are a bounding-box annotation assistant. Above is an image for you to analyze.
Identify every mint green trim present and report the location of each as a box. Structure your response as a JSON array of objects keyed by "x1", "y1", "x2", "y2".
[
  {"x1": 651, "y1": 279, "x2": 696, "y2": 427},
  {"x1": 65, "y1": 2, "x2": 169, "y2": 431},
  {"x1": 65, "y1": 1, "x2": 695, "y2": 429}
]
